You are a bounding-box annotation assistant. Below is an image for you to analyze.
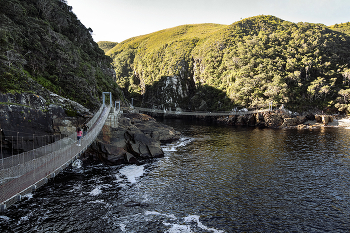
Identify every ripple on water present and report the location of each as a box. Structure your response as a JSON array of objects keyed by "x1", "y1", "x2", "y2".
[{"x1": 2, "y1": 124, "x2": 350, "y2": 232}]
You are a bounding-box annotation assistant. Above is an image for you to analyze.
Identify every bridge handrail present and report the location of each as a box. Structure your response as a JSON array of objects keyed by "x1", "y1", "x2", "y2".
[
  {"x1": 0, "y1": 104, "x2": 112, "y2": 206},
  {"x1": 0, "y1": 104, "x2": 107, "y2": 171},
  {"x1": 135, "y1": 107, "x2": 270, "y2": 116}
]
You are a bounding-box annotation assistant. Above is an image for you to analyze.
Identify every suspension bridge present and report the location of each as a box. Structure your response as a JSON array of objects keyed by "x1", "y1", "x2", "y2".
[
  {"x1": 0, "y1": 94, "x2": 271, "y2": 211},
  {"x1": 134, "y1": 107, "x2": 271, "y2": 116},
  {"x1": 0, "y1": 92, "x2": 119, "y2": 211}
]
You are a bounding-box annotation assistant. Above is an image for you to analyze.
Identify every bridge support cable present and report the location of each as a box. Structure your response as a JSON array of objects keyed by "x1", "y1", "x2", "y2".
[
  {"x1": 0, "y1": 95, "x2": 117, "y2": 209},
  {"x1": 134, "y1": 107, "x2": 270, "y2": 116}
]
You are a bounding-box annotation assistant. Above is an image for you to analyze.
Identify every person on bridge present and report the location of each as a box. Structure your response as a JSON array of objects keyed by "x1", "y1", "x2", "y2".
[
  {"x1": 76, "y1": 127, "x2": 82, "y2": 146},
  {"x1": 82, "y1": 123, "x2": 89, "y2": 137}
]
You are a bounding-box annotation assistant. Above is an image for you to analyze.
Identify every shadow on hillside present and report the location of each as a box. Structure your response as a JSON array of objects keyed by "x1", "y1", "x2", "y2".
[{"x1": 133, "y1": 76, "x2": 235, "y2": 112}]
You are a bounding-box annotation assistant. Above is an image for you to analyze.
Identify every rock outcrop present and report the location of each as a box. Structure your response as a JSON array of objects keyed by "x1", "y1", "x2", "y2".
[
  {"x1": 215, "y1": 109, "x2": 302, "y2": 128},
  {"x1": 0, "y1": 92, "x2": 92, "y2": 157},
  {"x1": 82, "y1": 112, "x2": 181, "y2": 165}
]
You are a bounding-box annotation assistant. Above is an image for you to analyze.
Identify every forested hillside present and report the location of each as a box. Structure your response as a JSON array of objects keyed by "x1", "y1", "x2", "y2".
[
  {"x1": 0, "y1": 0, "x2": 121, "y2": 110},
  {"x1": 104, "y1": 15, "x2": 350, "y2": 113}
]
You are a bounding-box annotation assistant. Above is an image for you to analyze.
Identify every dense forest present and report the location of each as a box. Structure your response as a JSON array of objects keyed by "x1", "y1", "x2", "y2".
[
  {"x1": 104, "y1": 15, "x2": 350, "y2": 113},
  {"x1": 0, "y1": 0, "x2": 121, "y2": 110}
]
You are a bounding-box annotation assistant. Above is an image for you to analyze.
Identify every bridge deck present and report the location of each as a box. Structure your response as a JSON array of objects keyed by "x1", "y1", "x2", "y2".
[
  {"x1": 135, "y1": 107, "x2": 270, "y2": 116},
  {"x1": 0, "y1": 103, "x2": 118, "y2": 210}
]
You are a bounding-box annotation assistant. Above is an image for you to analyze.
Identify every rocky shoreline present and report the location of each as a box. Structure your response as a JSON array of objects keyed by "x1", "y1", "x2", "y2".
[
  {"x1": 213, "y1": 109, "x2": 349, "y2": 129},
  {"x1": 81, "y1": 112, "x2": 181, "y2": 166},
  {"x1": 1, "y1": 92, "x2": 350, "y2": 166},
  {"x1": 81, "y1": 109, "x2": 350, "y2": 166}
]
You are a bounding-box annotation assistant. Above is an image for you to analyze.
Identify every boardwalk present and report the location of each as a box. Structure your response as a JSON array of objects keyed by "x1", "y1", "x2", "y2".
[{"x1": 0, "y1": 93, "x2": 118, "y2": 210}]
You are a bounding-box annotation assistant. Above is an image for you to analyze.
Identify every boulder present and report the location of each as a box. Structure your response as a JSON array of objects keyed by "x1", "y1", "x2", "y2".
[
  {"x1": 86, "y1": 112, "x2": 180, "y2": 165},
  {"x1": 125, "y1": 152, "x2": 139, "y2": 165},
  {"x1": 148, "y1": 145, "x2": 164, "y2": 158},
  {"x1": 280, "y1": 116, "x2": 306, "y2": 127},
  {"x1": 263, "y1": 112, "x2": 284, "y2": 128},
  {"x1": 315, "y1": 115, "x2": 334, "y2": 126},
  {"x1": 236, "y1": 115, "x2": 246, "y2": 125}
]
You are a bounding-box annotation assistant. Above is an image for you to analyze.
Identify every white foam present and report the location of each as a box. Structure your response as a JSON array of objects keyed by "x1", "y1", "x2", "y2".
[
  {"x1": 69, "y1": 184, "x2": 82, "y2": 192},
  {"x1": 89, "y1": 186, "x2": 102, "y2": 196},
  {"x1": 0, "y1": 216, "x2": 10, "y2": 221},
  {"x1": 145, "y1": 211, "x2": 177, "y2": 220},
  {"x1": 119, "y1": 165, "x2": 145, "y2": 184},
  {"x1": 119, "y1": 223, "x2": 127, "y2": 232},
  {"x1": 184, "y1": 215, "x2": 225, "y2": 233},
  {"x1": 72, "y1": 159, "x2": 82, "y2": 168},
  {"x1": 114, "y1": 174, "x2": 124, "y2": 183},
  {"x1": 143, "y1": 211, "x2": 225, "y2": 233},
  {"x1": 89, "y1": 184, "x2": 112, "y2": 196},
  {"x1": 162, "y1": 137, "x2": 192, "y2": 152},
  {"x1": 166, "y1": 224, "x2": 193, "y2": 233},
  {"x1": 87, "y1": 199, "x2": 105, "y2": 204},
  {"x1": 18, "y1": 215, "x2": 29, "y2": 224},
  {"x1": 23, "y1": 193, "x2": 33, "y2": 200}
]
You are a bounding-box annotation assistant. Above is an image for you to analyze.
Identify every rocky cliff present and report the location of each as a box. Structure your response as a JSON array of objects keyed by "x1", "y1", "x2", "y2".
[
  {"x1": 82, "y1": 112, "x2": 181, "y2": 165},
  {"x1": 0, "y1": 0, "x2": 121, "y2": 110}
]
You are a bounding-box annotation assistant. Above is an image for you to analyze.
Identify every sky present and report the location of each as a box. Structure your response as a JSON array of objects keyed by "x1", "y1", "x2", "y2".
[{"x1": 67, "y1": 0, "x2": 350, "y2": 43}]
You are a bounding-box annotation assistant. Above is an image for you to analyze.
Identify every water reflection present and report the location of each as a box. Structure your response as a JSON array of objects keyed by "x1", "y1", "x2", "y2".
[
  {"x1": 2, "y1": 119, "x2": 350, "y2": 232},
  {"x1": 158, "y1": 119, "x2": 350, "y2": 232}
]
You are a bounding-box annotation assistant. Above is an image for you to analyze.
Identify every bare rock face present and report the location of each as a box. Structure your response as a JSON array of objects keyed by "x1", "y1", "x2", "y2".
[
  {"x1": 83, "y1": 112, "x2": 181, "y2": 165},
  {"x1": 0, "y1": 92, "x2": 91, "y2": 157}
]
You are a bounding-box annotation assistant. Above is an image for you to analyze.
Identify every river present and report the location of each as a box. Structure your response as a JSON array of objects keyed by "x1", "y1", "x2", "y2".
[{"x1": 1, "y1": 119, "x2": 350, "y2": 232}]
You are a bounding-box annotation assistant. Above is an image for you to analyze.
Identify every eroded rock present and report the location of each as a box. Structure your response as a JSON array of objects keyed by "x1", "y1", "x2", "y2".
[{"x1": 83, "y1": 112, "x2": 181, "y2": 165}]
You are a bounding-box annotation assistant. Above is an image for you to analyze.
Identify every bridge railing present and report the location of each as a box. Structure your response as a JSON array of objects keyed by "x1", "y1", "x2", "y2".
[
  {"x1": 0, "y1": 103, "x2": 113, "y2": 207},
  {"x1": 134, "y1": 107, "x2": 270, "y2": 116}
]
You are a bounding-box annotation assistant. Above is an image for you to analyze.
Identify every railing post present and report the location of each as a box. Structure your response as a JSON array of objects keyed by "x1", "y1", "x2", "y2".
[
  {"x1": 17, "y1": 132, "x2": 18, "y2": 156},
  {"x1": 22, "y1": 137, "x2": 24, "y2": 164},
  {"x1": 115, "y1": 101, "x2": 120, "y2": 112},
  {"x1": 102, "y1": 93, "x2": 106, "y2": 107},
  {"x1": 109, "y1": 92, "x2": 113, "y2": 107},
  {"x1": 102, "y1": 92, "x2": 112, "y2": 107},
  {"x1": 1, "y1": 128, "x2": 3, "y2": 169}
]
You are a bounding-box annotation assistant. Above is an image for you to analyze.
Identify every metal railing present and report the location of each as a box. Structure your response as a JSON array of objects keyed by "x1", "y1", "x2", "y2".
[
  {"x1": 134, "y1": 107, "x2": 270, "y2": 116},
  {"x1": 0, "y1": 102, "x2": 114, "y2": 208}
]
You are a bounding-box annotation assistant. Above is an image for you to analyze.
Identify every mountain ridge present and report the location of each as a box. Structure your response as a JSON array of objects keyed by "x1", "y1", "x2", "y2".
[{"x1": 100, "y1": 15, "x2": 350, "y2": 113}]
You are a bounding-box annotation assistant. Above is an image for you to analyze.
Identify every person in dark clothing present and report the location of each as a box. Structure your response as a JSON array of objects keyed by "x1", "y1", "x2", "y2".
[{"x1": 82, "y1": 124, "x2": 89, "y2": 137}]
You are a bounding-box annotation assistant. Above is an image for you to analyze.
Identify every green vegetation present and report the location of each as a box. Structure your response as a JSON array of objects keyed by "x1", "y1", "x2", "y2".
[
  {"x1": 97, "y1": 41, "x2": 118, "y2": 53},
  {"x1": 103, "y1": 16, "x2": 350, "y2": 113},
  {"x1": 0, "y1": 0, "x2": 122, "y2": 110}
]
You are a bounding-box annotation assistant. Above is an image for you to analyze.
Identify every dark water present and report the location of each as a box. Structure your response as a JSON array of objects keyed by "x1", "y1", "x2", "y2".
[{"x1": 2, "y1": 120, "x2": 350, "y2": 232}]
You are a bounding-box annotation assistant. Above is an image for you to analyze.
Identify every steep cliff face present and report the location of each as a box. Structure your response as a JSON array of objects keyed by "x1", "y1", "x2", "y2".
[{"x1": 0, "y1": 0, "x2": 122, "y2": 110}]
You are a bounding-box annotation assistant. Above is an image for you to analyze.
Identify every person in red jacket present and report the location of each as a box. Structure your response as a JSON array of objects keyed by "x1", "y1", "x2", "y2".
[{"x1": 76, "y1": 127, "x2": 82, "y2": 146}]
